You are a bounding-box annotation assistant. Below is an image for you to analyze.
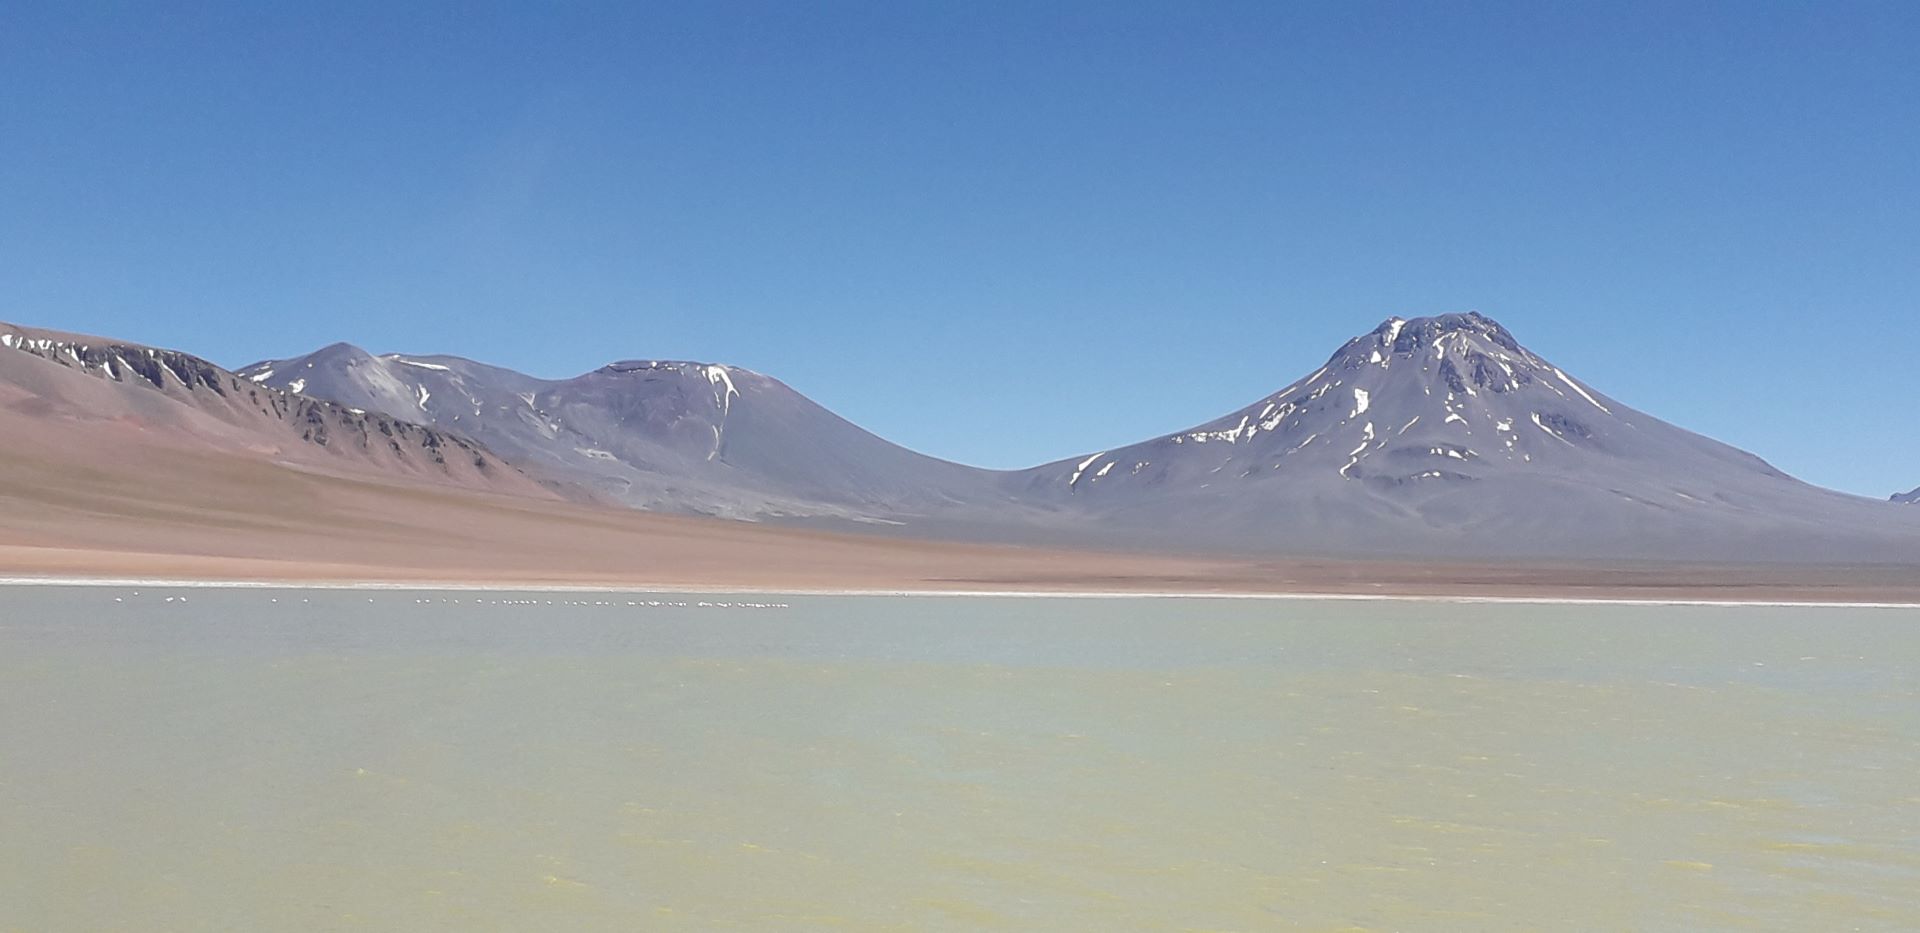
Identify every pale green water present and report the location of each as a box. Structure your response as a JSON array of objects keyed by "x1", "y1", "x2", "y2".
[{"x1": 1, "y1": 588, "x2": 1917, "y2": 931}]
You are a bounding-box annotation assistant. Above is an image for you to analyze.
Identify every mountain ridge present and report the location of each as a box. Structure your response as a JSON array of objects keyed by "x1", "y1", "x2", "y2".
[{"x1": 230, "y1": 310, "x2": 1920, "y2": 562}]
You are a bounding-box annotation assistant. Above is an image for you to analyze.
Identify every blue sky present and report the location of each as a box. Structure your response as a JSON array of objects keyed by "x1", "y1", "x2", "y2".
[{"x1": 4, "y1": 1, "x2": 1916, "y2": 494}]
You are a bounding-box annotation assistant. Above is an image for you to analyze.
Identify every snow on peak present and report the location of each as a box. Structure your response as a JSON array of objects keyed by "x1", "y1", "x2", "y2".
[
  {"x1": 386, "y1": 356, "x2": 452, "y2": 372},
  {"x1": 601, "y1": 359, "x2": 753, "y2": 379},
  {"x1": 702, "y1": 365, "x2": 739, "y2": 461},
  {"x1": 704, "y1": 364, "x2": 738, "y2": 415},
  {"x1": 1069, "y1": 452, "x2": 1107, "y2": 487},
  {"x1": 1353, "y1": 311, "x2": 1520, "y2": 357}
]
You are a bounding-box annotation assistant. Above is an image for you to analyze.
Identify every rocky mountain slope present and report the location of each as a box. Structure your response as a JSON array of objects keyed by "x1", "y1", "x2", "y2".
[{"x1": 0, "y1": 322, "x2": 550, "y2": 499}]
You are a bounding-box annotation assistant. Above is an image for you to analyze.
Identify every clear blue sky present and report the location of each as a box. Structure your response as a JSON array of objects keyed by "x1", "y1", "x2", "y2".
[{"x1": 4, "y1": 1, "x2": 1916, "y2": 494}]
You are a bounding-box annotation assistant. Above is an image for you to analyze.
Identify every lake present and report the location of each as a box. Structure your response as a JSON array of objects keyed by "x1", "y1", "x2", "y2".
[{"x1": 1, "y1": 586, "x2": 1916, "y2": 930}]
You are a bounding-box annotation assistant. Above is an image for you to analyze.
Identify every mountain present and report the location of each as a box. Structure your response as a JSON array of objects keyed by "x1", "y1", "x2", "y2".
[
  {"x1": 1009, "y1": 312, "x2": 1920, "y2": 561},
  {"x1": 1896, "y1": 488, "x2": 1919, "y2": 505},
  {"x1": 12, "y1": 312, "x2": 1916, "y2": 567},
  {"x1": 0, "y1": 322, "x2": 551, "y2": 500},
  {"x1": 235, "y1": 345, "x2": 1025, "y2": 524},
  {"x1": 4, "y1": 314, "x2": 1915, "y2": 592},
  {"x1": 242, "y1": 313, "x2": 1920, "y2": 563},
  {"x1": 239, "y1": 313, "x2": 1920, "y2": 561},
  {"x1": 0, "y1": 323, "x2": 1242, "y2": 592}
]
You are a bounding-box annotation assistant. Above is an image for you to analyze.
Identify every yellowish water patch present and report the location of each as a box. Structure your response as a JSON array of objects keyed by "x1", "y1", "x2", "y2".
[{"x1": 0, "y1": 589, "x2": 1916, "y2": 930}]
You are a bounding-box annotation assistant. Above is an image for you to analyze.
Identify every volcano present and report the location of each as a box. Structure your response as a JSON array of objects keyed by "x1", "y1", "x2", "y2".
[{"x1": 1010, "y1": 312, "x2": 1920, "y2": 560}]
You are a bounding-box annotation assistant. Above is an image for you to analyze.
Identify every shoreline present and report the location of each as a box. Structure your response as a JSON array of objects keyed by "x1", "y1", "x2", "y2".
[
  {"x1": 5, "y1": 574, "x2": 1918, "y2": 610},
  {"x1": 8, "y1": 429, "x2": 1919, "y2": 612}
]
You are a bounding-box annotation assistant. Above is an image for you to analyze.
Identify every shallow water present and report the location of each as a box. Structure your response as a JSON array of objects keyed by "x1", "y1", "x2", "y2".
[{"x1": 1, "y1": 587, "x2": 1917, "y2": 931}]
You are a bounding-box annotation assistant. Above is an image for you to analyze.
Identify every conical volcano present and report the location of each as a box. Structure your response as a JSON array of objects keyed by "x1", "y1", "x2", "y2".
[{"x1": 1013, "y1": 312, "x2": 1920, "y2": 560}]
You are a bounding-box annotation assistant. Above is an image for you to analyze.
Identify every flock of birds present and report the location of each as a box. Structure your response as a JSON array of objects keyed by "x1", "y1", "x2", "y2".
[{"x1": 106, "y1": 591, "x2": 791, "y2": 610}]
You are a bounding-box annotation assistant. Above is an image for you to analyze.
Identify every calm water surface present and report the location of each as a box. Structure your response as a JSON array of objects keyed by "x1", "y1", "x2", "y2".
[{"x1": 1, "y1": 587, "x2": 1916, "y2": 931}]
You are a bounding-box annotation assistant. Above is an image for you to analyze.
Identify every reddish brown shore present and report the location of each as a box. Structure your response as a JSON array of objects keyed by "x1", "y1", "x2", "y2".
[{"x1": 1, "y1": 405, "x2": 1916, "y2": 604}]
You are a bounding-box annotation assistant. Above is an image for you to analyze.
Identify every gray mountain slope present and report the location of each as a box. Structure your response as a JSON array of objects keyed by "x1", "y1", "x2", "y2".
[
  {"x1": 1896, "y1": 488, "x2": 1919, "y2": 505},
  {"x1": 1011, "y1": 312, "x2": 1920, "y2": 561},
  {"x1": 237, "y1": 346, "x2": 1027, "y2": 523}
]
